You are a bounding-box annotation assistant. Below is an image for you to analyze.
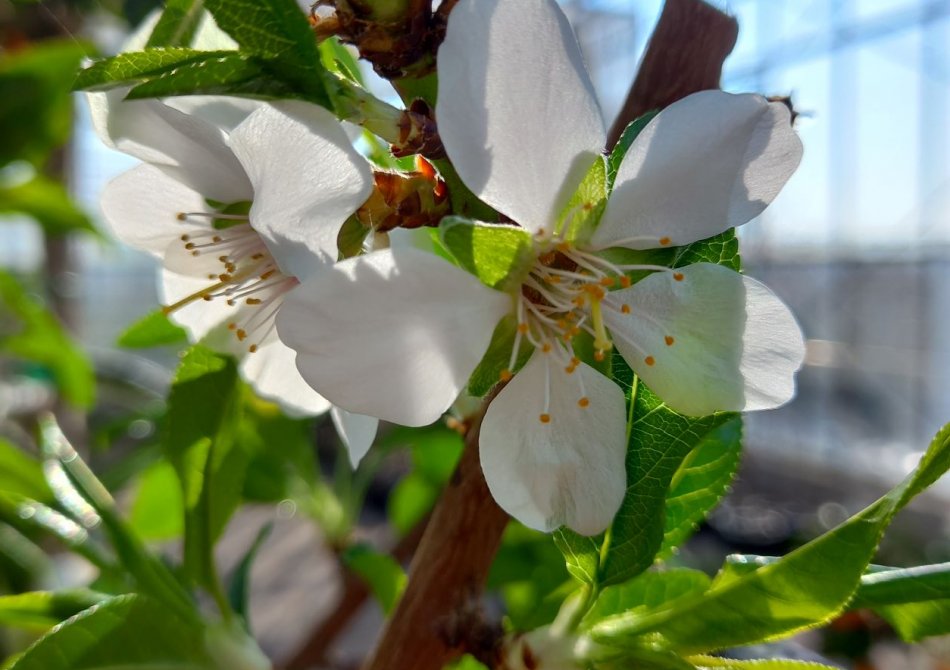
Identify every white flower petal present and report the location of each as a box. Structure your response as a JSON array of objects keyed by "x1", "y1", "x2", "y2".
[
  {"x1": 240, "y1": 338, "x2": 332, "y2": 417},
  {"x1": 87, "y1": 90, "x2": 252, "y2": 203},
  {"x1": 436, "y1": 0, "x2": 605, "y2": 232},
  {"x1": 228, "y1": 102, "x2": 374, "y2": 280},
  {"x1": 603, "y1": 263, "x2": 805, "y2": 416},
  {"x1": 277, "y1": 248, "x2": 511, "y2": 426},
  {"x1": 101, "y1": 164, "x2": 208, "y2": 258},
  {"x1": 330, "y1": 407, "x2": 379, "y2": 467},
  {"x1": 160, "y1": 269, "x2": 236, "y2": 340},
  {"x1": 480, "y1": 352, "x2": 627, "y2": 535},
  {"x1": 592, "y1": 91, "x2": 803, "y2": 251},
  {"x1": 165, "y1": 96, "x2": 260, "y2": 132}
]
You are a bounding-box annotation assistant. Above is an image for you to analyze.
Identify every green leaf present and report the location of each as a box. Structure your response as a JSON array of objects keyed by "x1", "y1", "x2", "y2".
[
  {"x1": 851, "y1": 563, "x2": 950, "y2": 642},
  {"x1": 146, "y1": 0, "x2": 205, "y2": 47},
  {"x1": 5, "y1": 594, "x2": 213, "y2": 670},
  {"x1": 129, "y1": 461, "x2": 184, "y2": 541},
  {"x1": 467, "y1": 314, "x2": 533, "y2": 398},
  {"x1": 227, "y1": 522, "x2": 272, "y2": 628},
  {"x1": 164, "y1": 345, "x2": 246, "y2": 594},
  {"x1": 557, "y1": 361, "x2": 740, "y2": 588},
  {"x1": 558, "y1": 155, "x2": 607, "y2": 242},
  {"x1": 0, "y1": 174, "x2": 96, "y2": 235},
  {"x1": 439, "y1": 217, "x2": 534, "y2": 291},
  {"x1": 581, "y1": 569, "x2": 711, "y2": 628},
  {"x1": 387, "y1": 472, "x2": 437, "y2": 536},
  {"x1": 318, "y1": 36, "x2": 363, "y2": 84},
  {"x1": 203, "y1": 0, "x2": 330, "y2": 105},
  {"x1": 38, "y1": 417, "x2": 197, "y2": 621},
  {"x1": 341, "y1": 544, "x2": 407, "y2": 614},
  {"x1": 0, "y1": 270, "x2": 95, "y2": 408},
  {"x1": 590, "y1": 422, "x2": 950, "y2": 654},
  {"x1": 657, "y1": 417, "x2": 743, "y2": 559},
  {"x1": 74, "y1": 48, "x2": 234, "y2": 91},
  {"x1": 117, "y1": 309, "x2": 188, "y2": 348},
  {"x1": 607, "y1": 112, "x2": 658, "y2": 190},
  {"x1": 0, "y1": 439, "x2": 51, "y2": 501},
  {"x1": 688, "y1": 657, "x2": 840, "y2": 670},
  {"x1": 0, "y1": 590, "x2": 107, "y2": 631},
  {"x1": 125, "y1": 53, "x2": 300, "y2": 100},
  {"x1": 0, "y1": 40, "x2": 89, "y2": 167}
]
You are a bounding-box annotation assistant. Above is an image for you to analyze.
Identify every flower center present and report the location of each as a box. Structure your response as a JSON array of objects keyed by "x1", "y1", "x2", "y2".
[
  {"x1": 500, "y1": 231, "x2": 683, "y2": 424},
  {"x1": 163, "y1": 210, "x2": 299, "y2": 354}
]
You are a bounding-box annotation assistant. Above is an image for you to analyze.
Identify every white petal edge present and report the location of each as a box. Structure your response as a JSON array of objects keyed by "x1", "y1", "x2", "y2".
[
  {"x1": 277, "y1": 248, "x2": 511, "y2": 426},
  {"x1": 480, "y1": 352, "x2": 627, "y2": 535},
  {"x1": 592, "y1": 91, "x2": 803, "y2": 251},
  {"x1": 603, "y1": 263, "x2": 805, "y2": 416},
  {"x1": 228, "y1": 102, "x2": 374, "y2": 280},
  {"x1": 331, "y1": 407, "x2": 379, "y2": 467},
  {"x1": 101, "y1": 164, "x2": 209, "y2": 259},
  {"x1": 436, "y1": 0, "x2": 605, "y2": 233},
  {"x1": 86, "y1": 90, "x2": 252, "y2": 204},
  {"x1": 240, "y1": 338, "x2": 332, "y2": 417}
]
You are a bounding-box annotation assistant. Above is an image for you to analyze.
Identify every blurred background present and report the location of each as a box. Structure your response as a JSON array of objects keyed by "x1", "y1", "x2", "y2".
[{"x1": 1, "y1": 0, "x2": 949, "y2": 667}]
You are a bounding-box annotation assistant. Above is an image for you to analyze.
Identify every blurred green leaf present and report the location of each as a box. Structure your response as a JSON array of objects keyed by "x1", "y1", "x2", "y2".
[
  {"x1": 4, "y1": 594, "x2": 213, "y2": 670},
  {"x1": 240, "y1": 399, "x2": 317, "y2": 502},
  {"x1": 0, "y1": 174, "x2": 96, "y2": 235},
  {"x1": 203, "y1": 0, "x2": 331, "y2": 105},
  {"x1": 0, "y1": 439, "x2": 51, "y2": 502},
  {"x1": 0, "y1": 40, "x2": 89, "y2": 167},
  {"x1": 117, "y1": 310, "x2": 187, "y2": 348},
  {"x1": 387, "y1": 472, "x2": 436, "y2": 536},
  {"x1": 0, "y1": 270, "x2": 95, "y2": 408},
  {"x1": 227, "y1": 522, "x2": 271, "y2": 629},
  {"x1": 689, "y1": 658, "x2": 839, "y2": 670},
  {"x1": 146, "y1": 0, "x2": 205, "y2": 47},
  {"x1": 164, "y1": 345, "x2": 246, "y2": 598},
  {"x1": 39, "y1": 417, "x2": 196, "y2": 621},
  {"x1": 0, "y1": 590, "x2": 107, "y2": 632},
  {"x1": 342, "y1": 544, "x2": 407, "y2": 614},
  {"x1": 129, "y1": 461, "x2": 184, "y2": 541},
  {"x1": 590, "y1": 422, "x2": 950, "y2": 654}
]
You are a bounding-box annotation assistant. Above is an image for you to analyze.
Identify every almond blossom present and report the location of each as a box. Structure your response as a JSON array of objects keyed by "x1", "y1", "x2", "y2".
[
  {"x1": 94, "y1": 94, "x2": 380, "y2": 462},
  {"x1": 279, "y1": 0, "x2": 806, "y2": 534}
]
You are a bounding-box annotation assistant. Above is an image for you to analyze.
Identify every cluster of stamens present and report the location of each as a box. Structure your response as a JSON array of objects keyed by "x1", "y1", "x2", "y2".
[
  {"x1": 500, "y1": 229, "x2": 683, "y2": 425},
  {"x1": 164, "y1": 211, "x2": 298, "y2": 353}
]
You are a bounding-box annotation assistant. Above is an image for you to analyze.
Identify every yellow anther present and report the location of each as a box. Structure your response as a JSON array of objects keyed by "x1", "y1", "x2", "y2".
[
  {"x1": 499, "y1": 369, "x2": 513, "y2": 382},
  {"x1": 517, "y1": 323, "x2": 529, "y2": 335},
  {"x1": 556, "y1": 242, "x2": 571, "y2": 253},
  {"x1": 542, "y1": 342, "x2": 552, "y2": 353},
  {"x1": 621, "y1": 304, "x2": 631, "y2": 314},
  {"x1": 202, "y1": 295, "x2": 212, "y2": 301},
  {"x1": 673, "y1": 272, "x2": 684, "y2": 282},
  {"x1": 660, "y1": 236, "x2": 672, "y2": 246},
  {"x1": 251, "y1": 253, "x2": 265, "y2": 260},
  {"x1": 227, "y1": 322, "x2": 237, "y2": 331},
  {"x1": 578, "y1": 397, "x2": 590, "y2": 408},
  {"x1": 594, "y1": 350, "x2": 605, "y2": 362},
  {"x1": 212, "y1": 235, "x2": 222, "y2": 243},
  {"x1": 571, "y1": 357, "x2": 580, "y2": 366},
  {"x1": 260, "y1": 270, "x2": 276, "y2": 280},
  {"x1": 176, "y1": 212, "x2": 187, "y2": 221},
  {"x1": 539, "y1": 413, "x2": 552, "y2": 424},
  {"x1": 246, "y1": 298, "x2": 262, "y2": 305},
  {"x1": 645, "y1": 356, "x2": 656, "y2": 366},
  {"x1": 600, "y1": 277, "x2": 616, "y2": 287},
  {"x1": 218, "y1": 274, "x2": 232, "y2": 282},
  {"x1": 236, "y1": 329, "x2": 247, "y2": 341},
  {"x1": 249, "y1": 344, "x2": 258, "y2": 353},
  {"x1": 185, "y1": 243, "x2": 196, "y2": 250},
  {"x1": 180, "y1": 234, "x2": 190, "y2": 242},
  {"x1": 665, "y1": 336, "x2": 675, "y2": 346},
  {"x1": 565, "y1": 364, "x2": 576, "y2": 374},
  {"x1": 227, "y1": 299, "x2": 236, "y2": 306},
  {"x1": 546, "y1": 275, "x2": 561, "y2": 284},
  {"x1": 620, "y1": 276, "x2": 632, "y2": 288},
  {"x1": 218, "y1": 255, "x2": 229, "y2": 263}
]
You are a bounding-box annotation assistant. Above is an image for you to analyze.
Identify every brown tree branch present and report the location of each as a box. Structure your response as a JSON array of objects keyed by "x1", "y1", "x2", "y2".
[
  {"x1": 361, "y1": 390, "x2": 509, "y2": 670},
  {"x1": 606, "y1": 0, "x2": 739, "y2": 147}
]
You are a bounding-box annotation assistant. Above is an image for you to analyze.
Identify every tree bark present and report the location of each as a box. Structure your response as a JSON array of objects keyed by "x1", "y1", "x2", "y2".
[{"x1": 606, "y1": 0, "x2": 738, "y2": 147}]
